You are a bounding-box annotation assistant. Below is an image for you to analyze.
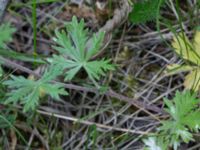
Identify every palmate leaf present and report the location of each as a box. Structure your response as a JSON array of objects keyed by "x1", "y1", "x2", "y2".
[
  {"x1": 158, "y1": 91, "x2": 200, "y2": 149},
  {"x1": 144, "y1": 91, "x2": 200, "y2": 150},
  {"x1": 50, "y1": 16, "x2": 114, "y2": 85},
  {"x1": 164, "y1": 91, "x2": 198, "y2": 120},
  {"x1": 3, "y1": 67, "x2": 67, "y2": 112}
]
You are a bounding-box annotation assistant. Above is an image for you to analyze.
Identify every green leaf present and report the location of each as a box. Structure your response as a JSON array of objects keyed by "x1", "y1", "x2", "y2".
[
  {"x1": 0, "y1": 49, "x2": 45, "y2": 63},
  {"x1": 159, "y1": 91, "x2": 200, "y2": 148},
  {"x1": 84, "y1": 59, "x2": 114, "y2": 80},
  {"x1": 143, "y1": 137, "x2": 166, "y2": 150},
  {"x1": 0, "y1": 114, "x2": 16, "y2": 128},
  {"x1": 3, "y1": 67, "x2": 68, "y2": 112},
  {"x1": 64, "y1": 65, "x2": 82, "y2": 81},
  {"x1": 23, "y1": 87, "x2": 40, "y2": 112},
  {"x1": 129, "y1": 0, "x2": 166, "y2": 24},
  {"x1": 50, "y1": 16, "x2": 114, "y2": 86},
  {"x1": 85, "y1": 32, "x2": 105, "y2": 60},
  {"x1": 198, "y1": 0, "x2": 200, "y2": 7}
]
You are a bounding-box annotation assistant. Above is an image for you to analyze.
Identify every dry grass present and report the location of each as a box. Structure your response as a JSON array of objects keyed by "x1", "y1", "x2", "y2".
[{"x1": 0, "y1": 0, "x2": 200, "y2": 149}]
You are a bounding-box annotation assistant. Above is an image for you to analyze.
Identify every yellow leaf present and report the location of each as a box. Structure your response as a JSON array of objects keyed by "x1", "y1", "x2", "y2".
[
  {"x1": 166, "y1": 64, "x2": 194, "y2": 75},
  {"x1": 193, "y1": 31, "x2": 200, "y2": 56},
  {"x1": 172, "y1": 33, "x2": 200, "y2": 65},
  {"x1": 184, "y1": 69, "x2": 200, "y2": 91}
]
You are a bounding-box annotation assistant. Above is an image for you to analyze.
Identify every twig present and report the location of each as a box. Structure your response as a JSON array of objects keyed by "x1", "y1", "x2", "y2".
[
  {"x1": 15, "y1": 123, "x2": 49, "y2": 150},
  {"x1": 37, "y1": 109, "x2": 151, "y2": 135},
  {"x1": 0, "y1": 0, "x2": 10, "y2": 23}
]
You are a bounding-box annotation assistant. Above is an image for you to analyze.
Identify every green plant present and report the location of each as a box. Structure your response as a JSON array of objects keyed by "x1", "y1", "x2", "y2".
[
  {"x1": 49, "y1": 16, "x2": 114, "y2": 87},
  {"x1": 0, "y1": 23, "x2": 67, "y2": 112},
  {"x1": 128, "y1": 0, "x2": 166, "y2": 24},
  {"x1": 166, "y1": 31, "x2": 200, "y2": 91},
  {"x1": 198, "y1": 0, "x2": 200, "y2": 7},
  {"x1": 0, "y1": 113, "x2": 16, "y2": 129},
  {"x1": 2, "y1": 16, "x2": 114, "y2": 112},
  {"x1": 3, "y1": 66, "x2": 67, "y2": 112},
  {"x1": 144, "y1": 91, "x2": 200, "y2": 150},
  {"x1": 143, "y1": 137, "x2": 167, "y2": 150}
]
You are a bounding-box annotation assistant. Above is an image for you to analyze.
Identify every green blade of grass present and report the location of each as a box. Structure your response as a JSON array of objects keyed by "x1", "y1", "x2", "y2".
[
  {"x1": 0, "y1": 49, "x2": 45, "y2": 63},
  {"x1": 32, "y1": 0, "x2": 37, "y2": 61}
]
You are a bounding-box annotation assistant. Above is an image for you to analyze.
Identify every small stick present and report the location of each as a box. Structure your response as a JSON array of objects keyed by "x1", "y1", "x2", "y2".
[
  {"x1": 0, "y1": 0, "x2": 10, "y2": 23},
  {"x1": 37, "y1": 109, "x2": 151, "y2": 135}
]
